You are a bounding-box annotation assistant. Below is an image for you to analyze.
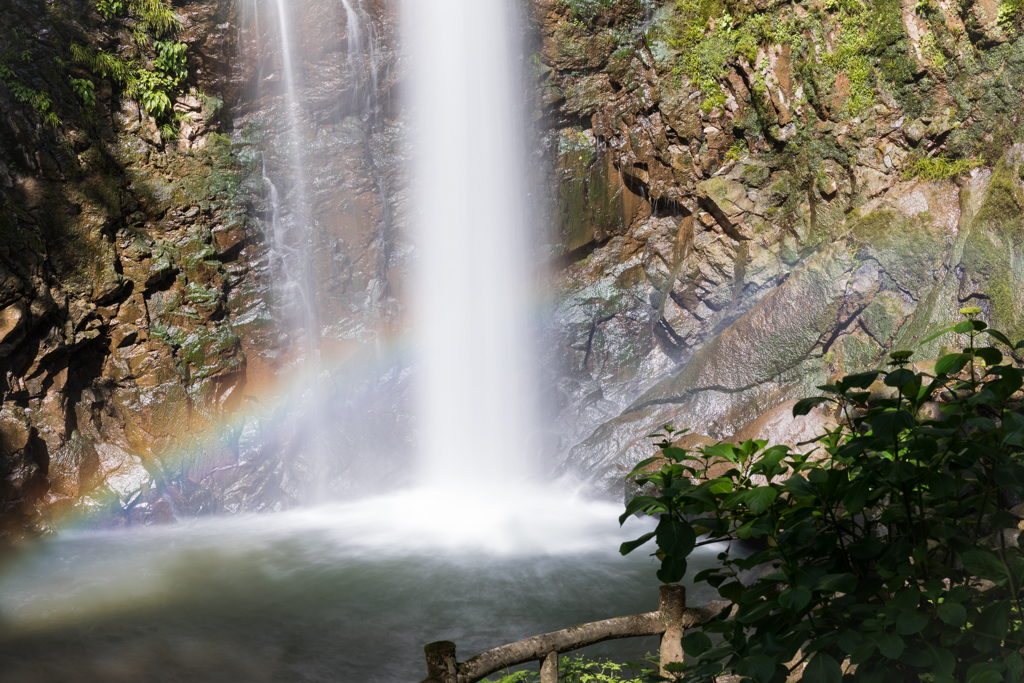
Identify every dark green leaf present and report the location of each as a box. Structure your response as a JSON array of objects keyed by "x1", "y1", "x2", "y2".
[
  {"x1": 736, "y1": 598, "x2": 776, "y2": 623},
  {"x1": 1005, "y1": 652, "x2": 1024, "y2": 683},
  {"x1": 900, "y1": 647, "x2": 932, "y2": 668},
  {"x1": 895, "y1": 609, "x2": 929, "y2": 635},
  {"x1": 679, "y1": 631, "x2": 712, "y2": 657},
  {"x1": 783, "y1": 474, "x2": 816, "y2": 497},
  {"x1": 876, "y1": 631, "x2": 905, "y2": 659},
  {"x1": 973, "y1": 346, "x2": 1003, "y2": 366},
  {"x1": 656, "y1": 518, "x2": 696, "y2": 556},
  {"x1": 889, "y1": 588, "x2": 920, "y2": 612},
  {"x1": 802, "y1": 652, "x2": 842, "y2": 683},
  {"x1": 935, "y1": 353, "x2": 970, "y2": 375},
  {"x1": 837, "y1": 629, "x2": 864, "y2": 655},
  {"x1": 839, "y1": 372, "x2": 881, "y2": 390},
  {"x1": 937, "y1": 601, "x2": 967, "y2": 627},
  {"x1": 628, "y1": 456, "x2": 665, "y2": 476},
  {"x1": 734, "y1": 655, "x2": 775, "y2": 683},
  {"x1": 619, "y1": 495, "x2": 659, "y2": 524},
  {"x1": 985, "y1": 329, "x2": 1014, "y2": 347},
  {"x1": 842, "y1": 478, "x2": 872, "y2": 514},
  {"x1": 793, "y1": 396, "x2": 830, "y2": 416},
  {"x1": 924, "y1": 644, "x2": 956, "y2": 677},
  {"x1": 656, "y1": 554, "x2": 687, "y2": 584},
  {"x1": 870, "y1": 410, "x2": 915, "y2": 443},
  {"x1": 745, "y1": 486, "x2": 779, "y2": 514},
  {"x1": 975, "y1": 600, "x2": 1011, "y2": 639},
  {"x1": 961, "y1": 550, "x2": 1007, "y2": 582},
  {"x1": 702, "y1": 443, "x2": 739, "y2": 463},
  {"x1": 884, "y1": 369, "x2": 915, "y2": 387},
  {"x1": 849, "y1": 536, "x2": 883, "y2": 559},
  {"x1": 813, "y1": 573, "x2": 857, "y2": 593},
  {"x1": 991, "y1": 368, "x2": 1024, "y2": 400},
  {"x1": 778, "y1": 586, "x2": 812, "y2": 611},
  {"x1": 717, "y1": 581, "x2": 745, "y2": 603},
  {"x1": 619, "y1": 531, "x2": 655, "y2": 555},
  {"x1": 967, "y1": 670, "x2": 1004, "y2": 683}
]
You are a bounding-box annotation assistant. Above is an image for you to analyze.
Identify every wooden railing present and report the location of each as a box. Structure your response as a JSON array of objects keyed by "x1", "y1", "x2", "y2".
[{"x1": 419, "y1": 585, "x2": 729, "y2": 683}]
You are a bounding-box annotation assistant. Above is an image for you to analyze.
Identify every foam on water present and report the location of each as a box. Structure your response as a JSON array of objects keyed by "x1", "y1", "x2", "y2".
[{"x1": 0, "y1": 487, "x2": 657, "y2": 635}]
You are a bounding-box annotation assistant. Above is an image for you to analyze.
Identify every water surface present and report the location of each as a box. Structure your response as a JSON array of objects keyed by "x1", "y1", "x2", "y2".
[{"x1": 0, "y1": 490, "x2": 725, "y2": 682}]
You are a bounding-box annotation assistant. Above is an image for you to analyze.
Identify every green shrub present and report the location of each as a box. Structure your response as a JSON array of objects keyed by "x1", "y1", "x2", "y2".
[
  {"x1": 622, "y1": 308, "x2": 1024, "y2": 681},
  {"x1": 483, "y1": 655, "x2": 652, "y2": 682}
]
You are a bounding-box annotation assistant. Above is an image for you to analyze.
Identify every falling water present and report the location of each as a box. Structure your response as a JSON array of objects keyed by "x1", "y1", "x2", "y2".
[
  {"x1": 407, "y1": 0, "x2": 537, "y2": 488},
  {"x1": 340, "y1": 0, "x2": 362, "y2": 60},
  {"x1": 268, "y1": 0, "x2": 317, "y2": 346}
]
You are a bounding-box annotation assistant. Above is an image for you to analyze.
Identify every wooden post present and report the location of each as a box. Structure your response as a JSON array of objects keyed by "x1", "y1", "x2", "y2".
[
  {"x1": 659, "y1": 584, "x2": 685, "y2": 678},
  {"x1": 540, "y1": 651, "x2": 558, "y2": 683},
  {"x1": 422, "y1": 641, "x2": 458, "y2": 683}
]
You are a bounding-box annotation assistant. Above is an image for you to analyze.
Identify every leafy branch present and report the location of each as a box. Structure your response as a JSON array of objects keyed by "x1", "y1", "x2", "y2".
[{"x1": 621, "y1": 307, "x2": 1024, "y2": 682}]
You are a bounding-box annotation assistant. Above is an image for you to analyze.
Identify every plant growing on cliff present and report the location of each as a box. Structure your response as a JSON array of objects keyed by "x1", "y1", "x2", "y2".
[
  {"x1": 903, "y1": 154, "x2": 981, "y2": 181},
  {"x1": 0, "y1": 61, "x2": 59, "y2": 128},
  {"x1": 70, "y1": 0, "x2": 188, "y2": 127},
  {"x1": 0, "y1": 34, "x2": 60, "y2": 128},
  {"x1": 622, "y1": 309, "x2": 1024, "y2": 681}
]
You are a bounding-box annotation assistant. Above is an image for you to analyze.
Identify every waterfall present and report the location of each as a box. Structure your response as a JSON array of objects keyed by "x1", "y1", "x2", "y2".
[
  {"x1": 406, "y1": 0, "x2": 537, "y2": 489},
  {"x1": 340, "y1": 0, "x2": 362, "y2": 62}
]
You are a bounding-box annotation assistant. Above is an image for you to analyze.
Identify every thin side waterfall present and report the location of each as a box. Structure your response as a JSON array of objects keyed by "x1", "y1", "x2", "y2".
[
  {"x1": 340, "y1": 0, "x2": 362, "y2": 61},
  {"x1": 268, "y1": 0, "x2": 318, "y2": 350},
  {"x1": 407, "y1": 0, "x2": 537, "y2": 489},
  {"x1": 266, "y1": 0, "x2": 330, "y2": 499}
]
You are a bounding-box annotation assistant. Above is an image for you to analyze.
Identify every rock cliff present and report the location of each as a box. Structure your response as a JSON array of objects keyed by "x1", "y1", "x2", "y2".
[{"x1": 532, "y1": 0, "x2": 1024, "y2": 496}]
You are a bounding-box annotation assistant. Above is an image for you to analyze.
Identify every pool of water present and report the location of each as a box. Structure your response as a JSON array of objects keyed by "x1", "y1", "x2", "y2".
[{"x1": 0, "y1": 489, "x2": 726, "y2": 683}]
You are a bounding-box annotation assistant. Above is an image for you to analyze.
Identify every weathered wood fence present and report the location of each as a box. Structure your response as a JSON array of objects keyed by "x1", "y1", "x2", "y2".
[{"x1": 419, "y1": 585, "x2": 729, "y2": 683}]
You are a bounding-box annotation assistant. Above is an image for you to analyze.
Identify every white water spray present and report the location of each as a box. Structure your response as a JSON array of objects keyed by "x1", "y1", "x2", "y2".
[{"x1": 407, "y1": 0, "x2": 537, "y2": 489}]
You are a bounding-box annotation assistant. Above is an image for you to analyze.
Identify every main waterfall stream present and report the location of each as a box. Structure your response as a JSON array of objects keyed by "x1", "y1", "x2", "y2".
[{"x1": 0, "y1": 0, "x2": 727, "y2": 681}]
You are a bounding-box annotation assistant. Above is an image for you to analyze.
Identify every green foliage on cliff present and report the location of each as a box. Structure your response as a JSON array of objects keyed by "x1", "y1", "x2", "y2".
[
  {"x1": 623, "y1": 310, "x2": 1024, "y2": 681},
  {"x1": 71, "y1": 0, "x2": 188, "y2": 125},
  {"x1": 562, "y1": 0, "x2": 622, "y2": 24},
  {"x1": 654, "y1": 0, "x2": 916, "y2": 119},
  {"x1": 0, "y1": 28, "x2": 60, "y2": 127},
  {"x1": 903, "y1": 155, "x2": 983, "y2": 181}
]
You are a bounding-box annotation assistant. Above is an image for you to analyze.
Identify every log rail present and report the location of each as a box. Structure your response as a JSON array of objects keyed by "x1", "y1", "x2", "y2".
[{"x1": 419, "y1": 585, "x2": 728, "y2": 683}]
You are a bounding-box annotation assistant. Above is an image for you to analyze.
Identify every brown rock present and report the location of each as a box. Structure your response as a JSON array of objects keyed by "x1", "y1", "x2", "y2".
[{"x1": 732, "y1": 400, "x2": 838, "y2": 454}]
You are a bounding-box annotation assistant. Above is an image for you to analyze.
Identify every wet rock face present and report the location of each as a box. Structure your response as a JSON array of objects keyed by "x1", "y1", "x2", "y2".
[
  {"x1": 535, "y1": 0, "x2": 1024, "y2": 496},
  {"x1": 0, "y1": 0, "x2": 407, "y2": 536},
  {"x1": 0, "y1": 0, "x2": 256, "y2": 536}
]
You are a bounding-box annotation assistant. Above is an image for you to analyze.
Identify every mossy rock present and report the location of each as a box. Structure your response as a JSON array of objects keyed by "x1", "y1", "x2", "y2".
[
  {"x1": 832, "y1": 331, "x2": 883, "y2": 374},
  {"x1": 850, "y1": 209, "x2": 948, "y2": 298},
  {"x1": 180, "y1": 323, "x2": 243, "y2": 383},
  {"x1": 860, "y1": 291, "x2": 914, "y2": 346},
  {"x1": 740, "y1": 162, "x2": 771, "y2": 189},
  {"x1": 960, "y1": 157, "x2": 1024, "y2": 339}
]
